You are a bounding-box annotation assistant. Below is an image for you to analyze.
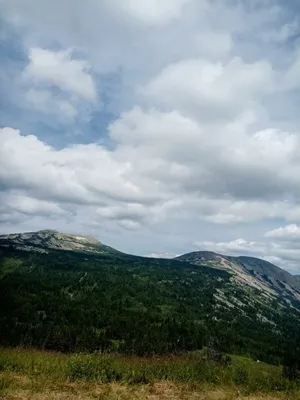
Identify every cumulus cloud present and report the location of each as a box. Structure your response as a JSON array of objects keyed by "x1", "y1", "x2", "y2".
[
  {"x1": 5, "y1": 194, "x2": 68, "y2": 217},
  {"x1": 24, "y1": 48, "x2": 96, "y2": 101},
  {"x1": 109, "y1": 106, "x2": 300, "y2": 203},
  {"x1": 265, "y1": 224, "x2": 300, "y2": 241},
  {"x1": 142, "y1": 57, "x2": 274, "y2": 121},
  {"x1": 2, "y1": 117, "x2": 300, "y2": 237},
  {"x1": 19, "y1": 48, "x2": 97, "y2": 122},
  {"x1": 0, "y1": 127, "x2": 152, "y2": 206},
  {"x1": 0, "y1": 0, "x2": 260, "y2": 79},
  {"x1": 195, "y1": 238, "x2": 261, "y2": 255},
  {"x1": 0, "y1": 190, "x2": 71, "y2": 227}
]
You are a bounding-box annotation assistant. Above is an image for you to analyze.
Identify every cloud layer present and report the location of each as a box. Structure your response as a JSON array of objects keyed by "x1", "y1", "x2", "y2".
[{"x1": 1, "y1": 0, "x2": 300, "y2": 272}]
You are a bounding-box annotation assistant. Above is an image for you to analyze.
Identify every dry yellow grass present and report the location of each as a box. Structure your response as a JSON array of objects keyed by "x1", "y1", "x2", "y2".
[{"x1": 0, "y1": 372, "x2": 297, "y2": 400}]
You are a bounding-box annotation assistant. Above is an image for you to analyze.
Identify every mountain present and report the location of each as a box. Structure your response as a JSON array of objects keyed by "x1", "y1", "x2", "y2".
[
  {"x1": 175, "y1": 251, "x2": 300, "y2": 302},
  {"x1": 1, "y1": 230, "x2": 300, "y2": 363},
  {"x1": 0, "y1": 229, "x2": 119, "y2": 255}
]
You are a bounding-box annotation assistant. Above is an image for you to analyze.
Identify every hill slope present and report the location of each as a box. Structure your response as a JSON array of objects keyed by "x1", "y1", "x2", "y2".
[
  {"x1": 175, "y1": 251, "x2": 300, "y2": 302},
  {"x1": 1, "y1": 230, "x2": 300, "y2": 363}
]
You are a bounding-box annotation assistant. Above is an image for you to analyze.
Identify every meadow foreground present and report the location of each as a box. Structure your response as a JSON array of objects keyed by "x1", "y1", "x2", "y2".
[{"x1": 1, "y1": 348, "x2": 300, "y2": 400}]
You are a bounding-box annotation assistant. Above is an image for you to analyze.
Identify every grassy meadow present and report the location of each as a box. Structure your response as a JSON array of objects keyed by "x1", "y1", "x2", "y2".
[{"x1": 0, "y1": 348, "x2": 300, "y2": 399}]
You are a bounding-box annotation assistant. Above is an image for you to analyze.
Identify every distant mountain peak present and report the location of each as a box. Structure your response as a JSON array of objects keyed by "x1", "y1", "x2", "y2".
[
  {"x1": 176, "y1": 250, "x2": 300, "y2": 302},
  {"x1": 0, "y1": 229, "x2": 118, "y2": 255}
]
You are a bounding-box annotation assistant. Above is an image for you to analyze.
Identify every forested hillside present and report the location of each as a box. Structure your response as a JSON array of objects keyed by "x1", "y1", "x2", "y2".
[{"x1": 1, "y1": 231, "x2": 300, "y2": 365}]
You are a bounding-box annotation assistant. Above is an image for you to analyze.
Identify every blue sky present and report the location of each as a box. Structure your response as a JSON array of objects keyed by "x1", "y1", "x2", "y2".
[{"x1": 1, "y1": 0, "x2": 300, "y2": 272}]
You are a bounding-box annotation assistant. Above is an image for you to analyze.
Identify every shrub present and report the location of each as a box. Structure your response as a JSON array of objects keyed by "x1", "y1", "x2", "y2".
[
  {"x1": 67, "y1": 354, "x2": 124, "y2": 382},
  {"x1": 268, "y1": 374, "x2": 291, "y2": 392},
  {"x1": 68, "y1": 354, "x2": 98, "y2": 380},
  {"x1": 124, "y1": 369, "x2": 150, "y2": 384},
  {"x1": 222, "y1": 355, "x2": 232, "y2": 366},
  {"x1": 282, "y1": 364, "x2": 299, "y2": 381},
  {"x1": 233, "y1": 362, "x2": 249, "y2": 385}
]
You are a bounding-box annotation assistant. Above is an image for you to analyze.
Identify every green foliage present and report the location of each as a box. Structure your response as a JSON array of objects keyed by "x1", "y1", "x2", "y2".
[
  {"x1": 0, "y1": 348, "x2": 68, "y2": 383},
  {"x1": 233, "y1": 362, "x2": 249, "y2": 385},
  {"x1": 1, "y1": 246, "x2": 300, "y2": 365},
  {"x1": 67, "y1": 354, "x2": 123, "y2": 382},
  {"x1": 68, "y1": 354, "x2": 99, "y2": 380}
]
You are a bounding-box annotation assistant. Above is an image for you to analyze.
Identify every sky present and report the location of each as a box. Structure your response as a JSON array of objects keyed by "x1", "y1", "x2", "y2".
[{"x1": 1, "y1": 1, "x2": 300, "y2": 273}]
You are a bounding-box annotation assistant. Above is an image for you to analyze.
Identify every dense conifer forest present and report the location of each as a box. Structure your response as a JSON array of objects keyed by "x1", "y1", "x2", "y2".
[{"x1": 1, "y1": 246, "x2": 300, "y2": 366}]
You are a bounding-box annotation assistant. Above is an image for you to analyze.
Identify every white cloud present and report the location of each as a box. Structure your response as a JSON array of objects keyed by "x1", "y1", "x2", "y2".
[
  {"x1": 2, "y1": 122, "x2": 300, "y2": 237},
  {"x1": 265, "y1": 224, "x2": 300, "y2": 241},
  {"x1": 19, "y1": 48, "x2": 97, "y2": 122},
  {"x1": 0, "y1": 127, "x2": 152, "y2": 206},
  {"x1": 109, "y1": 105, "x2": 300, "y2": 204},
  {"x1": 142, "y1": 57, "x2": 274, "y2": 120},
  {"x1": 0, "y1": 191, "x2": 70, "y2": 228},
  {"x1": 0, "y1": 0, "x2": 246, "y2": 79},
  {"x1": 24, "y1": 48, "x2": 96, "y2": 101},
  {"x1": 7, "y1": 194, "x2": 67, "y2": 216}
]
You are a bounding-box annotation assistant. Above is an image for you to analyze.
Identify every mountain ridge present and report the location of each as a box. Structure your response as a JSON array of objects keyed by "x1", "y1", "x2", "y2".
[
  {"x1": 1, "y1": 229, "x2": 300, "y2": 361},
  {"x1": 0, "y1": 229, "x2": 120, "y2": 255},
  {"x1": 176, "y1": 250, "x2": 300, "y2": 302},
  {"x1": 1, "y1": 230, "x2": 299, "y2": 299}
]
